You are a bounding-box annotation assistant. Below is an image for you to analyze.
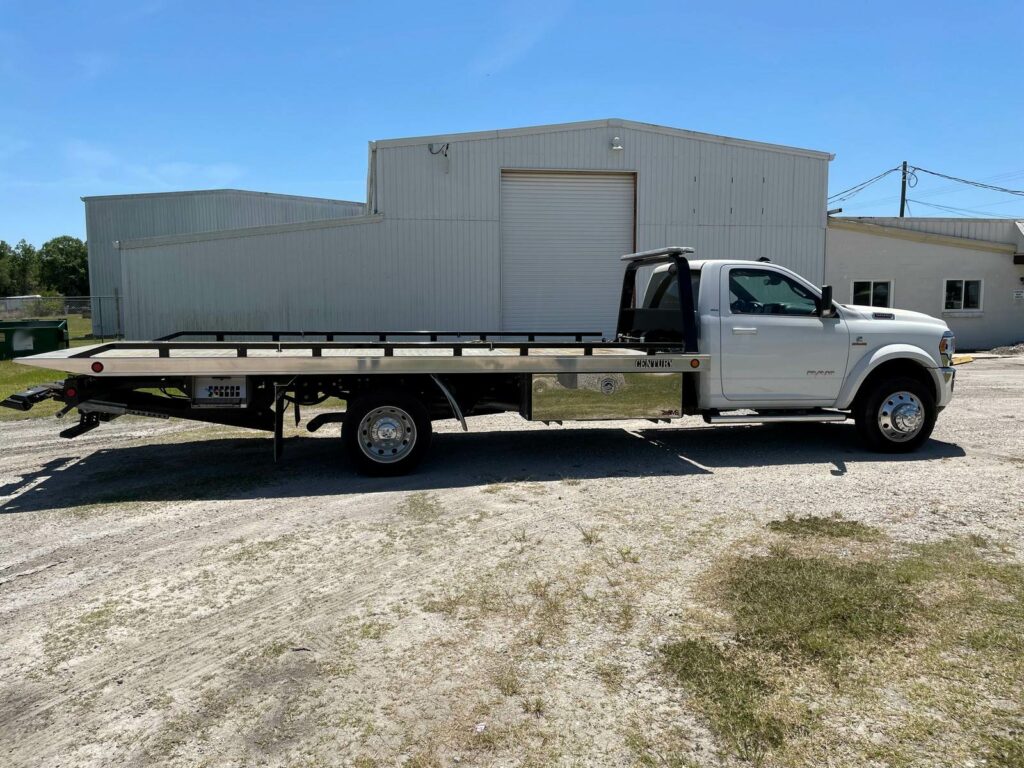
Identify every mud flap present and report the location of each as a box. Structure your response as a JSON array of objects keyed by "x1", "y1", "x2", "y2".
[{"x1": 273, "y1": 385, "x2": 287, "y2": 462}]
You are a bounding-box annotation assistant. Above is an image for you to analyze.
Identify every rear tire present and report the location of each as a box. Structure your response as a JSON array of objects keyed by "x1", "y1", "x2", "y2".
[
  {"x1": 854, "y1": 376, "x2": 936, "y2": 453},
  {"x1": 342, "y1": 390, "x2": 432, "y2": 476}
]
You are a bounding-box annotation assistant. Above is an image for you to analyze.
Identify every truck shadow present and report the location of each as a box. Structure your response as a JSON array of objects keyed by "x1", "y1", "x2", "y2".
[{"x1": 1, "y1": 422, "x2": 965, "y2": 514}]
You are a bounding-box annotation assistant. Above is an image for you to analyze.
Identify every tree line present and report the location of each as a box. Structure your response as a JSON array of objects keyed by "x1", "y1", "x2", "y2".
[{"x1": 0, "y1": 236, "x2": 90, "y2": 297}]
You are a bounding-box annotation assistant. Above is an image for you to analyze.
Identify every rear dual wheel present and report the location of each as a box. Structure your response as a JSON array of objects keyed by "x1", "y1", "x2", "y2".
[{"x1": 342, "y1": 391, "x2": 432, "y2": 475}]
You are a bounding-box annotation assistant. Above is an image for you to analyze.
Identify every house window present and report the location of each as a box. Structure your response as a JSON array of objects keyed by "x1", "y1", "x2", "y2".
[
  {"x1": 852, "y1": 280, "x2": 892, "y2": 308},
  {"x1": 944, "y1": 279, "x2": 982, "y2": 311}
]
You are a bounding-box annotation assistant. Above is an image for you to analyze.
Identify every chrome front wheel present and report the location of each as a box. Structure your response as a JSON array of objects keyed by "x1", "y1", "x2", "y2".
[
  {"x1": 876, "y1": 390, "x2": 925, "y2": 443},
  {"x1": 855, "y1": 376, "x2": 936, "y2": 453}
]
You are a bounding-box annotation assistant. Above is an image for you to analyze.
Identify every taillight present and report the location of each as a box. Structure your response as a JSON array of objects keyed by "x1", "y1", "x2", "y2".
[
  {"x1": 65, "y1": 387, "x2": 77, "y2": 399},
  {"x1": 91, "y1": 361, "x2": 104, "y2": 373}
]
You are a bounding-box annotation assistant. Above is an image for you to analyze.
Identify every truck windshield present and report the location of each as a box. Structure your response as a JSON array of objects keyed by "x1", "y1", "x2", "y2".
[{"x1": 642, "y1": 270, "x2": 700, "y2": 310}]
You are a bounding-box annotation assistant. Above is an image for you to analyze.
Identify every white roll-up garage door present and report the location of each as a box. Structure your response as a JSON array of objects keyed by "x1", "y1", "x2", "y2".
[{"x1": 500, "y1": 172, "x2": 635, "y2": 336}]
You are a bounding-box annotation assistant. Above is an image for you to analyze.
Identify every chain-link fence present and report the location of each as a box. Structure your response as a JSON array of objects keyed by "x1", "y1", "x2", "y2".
[{"x1": 0, "y1": 295, "x2": 122, "y2": 340}]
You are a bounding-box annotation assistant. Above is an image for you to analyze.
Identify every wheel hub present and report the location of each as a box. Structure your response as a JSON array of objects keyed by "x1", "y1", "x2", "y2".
[
  {"x1": 358, "y1": 406, "x2": 416, "y2": 463},
  {"x1": 877, "y1": 391, "x2": 925, "y2": 442}
]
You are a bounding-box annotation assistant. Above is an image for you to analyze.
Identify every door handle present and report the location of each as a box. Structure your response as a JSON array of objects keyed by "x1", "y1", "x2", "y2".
[{"x1": 732, "y1": 327, "x2": 758, "y2": 335}]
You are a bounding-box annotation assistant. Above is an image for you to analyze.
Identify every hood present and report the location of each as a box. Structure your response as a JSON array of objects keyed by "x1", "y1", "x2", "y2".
[{"x1": 839, "y1": 304, "x2": 949, "y2": 329}]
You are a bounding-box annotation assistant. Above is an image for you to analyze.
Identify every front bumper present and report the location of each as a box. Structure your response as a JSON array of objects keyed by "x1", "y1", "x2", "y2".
[{"x1": 936, "y1": 366, "x2": 955, "y2": 408}]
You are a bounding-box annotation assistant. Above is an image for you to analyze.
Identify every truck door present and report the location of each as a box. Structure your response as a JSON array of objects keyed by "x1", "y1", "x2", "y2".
[{"x1": 719, "y1": 266, "x2": 849, "y2": 402}]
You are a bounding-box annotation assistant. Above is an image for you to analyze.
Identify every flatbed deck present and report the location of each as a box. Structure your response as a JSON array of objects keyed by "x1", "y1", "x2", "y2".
[{"x1": 20, "y1": 340, "x2": 709, "y2": 377}]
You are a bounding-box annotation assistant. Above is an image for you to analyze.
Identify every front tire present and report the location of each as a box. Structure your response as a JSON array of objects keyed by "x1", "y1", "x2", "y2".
[
  {"x1": 342, "y1": 390, "x2": 432, "y2": 476},
  {"x1": 854, "y1": 376, "x2": 936, "y2": 453}
]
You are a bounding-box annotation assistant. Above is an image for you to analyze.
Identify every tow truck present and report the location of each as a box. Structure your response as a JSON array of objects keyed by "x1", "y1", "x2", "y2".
[{"x1": 2, "y1": 248, "x2": 956, "y2": 475}]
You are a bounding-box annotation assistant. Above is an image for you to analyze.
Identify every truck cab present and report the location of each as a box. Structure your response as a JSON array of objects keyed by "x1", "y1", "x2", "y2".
[{"x1": 639, "y1": 254, "x2": 956, "y2": 450}]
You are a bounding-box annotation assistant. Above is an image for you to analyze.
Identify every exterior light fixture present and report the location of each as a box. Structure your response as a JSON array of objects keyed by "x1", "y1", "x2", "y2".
[{"x1": 611, "y1": 136, "x2": 623, "y2": 151}]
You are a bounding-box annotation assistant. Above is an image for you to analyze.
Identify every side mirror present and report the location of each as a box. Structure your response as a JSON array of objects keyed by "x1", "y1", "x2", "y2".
[{"x1": 818, "y1": 285, "x2": 835, "y2": 317}]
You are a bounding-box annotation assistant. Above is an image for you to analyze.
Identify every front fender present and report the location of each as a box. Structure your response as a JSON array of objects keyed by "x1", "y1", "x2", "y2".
[{"x1": 836, "y1": 345, "x2": 941, "y2": 410}]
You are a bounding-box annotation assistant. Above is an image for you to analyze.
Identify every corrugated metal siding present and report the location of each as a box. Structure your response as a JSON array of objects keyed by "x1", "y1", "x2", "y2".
[
  {"x1": 87, "y1": 191, "x2": 365, "y2": 333},
  {"x1": 376, "y1": 124, "x2": 829, "y2": 281},
  {"x1": 121, "y1": 218, "x2": 497, "y2": 340},
  {"x1": 115, "y1": 122, "x2": 829, "y2": 338},
  {"x1": 500, "y1": 172, "x2": 635, "y2": 335}
]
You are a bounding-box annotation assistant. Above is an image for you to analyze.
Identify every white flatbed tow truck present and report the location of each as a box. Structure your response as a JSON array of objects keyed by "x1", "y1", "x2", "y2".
[{"x1": 4, "y1": 248, "x2": 956, "y2": 475}]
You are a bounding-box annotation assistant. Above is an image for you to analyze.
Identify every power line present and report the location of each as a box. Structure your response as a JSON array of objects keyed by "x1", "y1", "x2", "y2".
[
  {"x1": 827, "y1": 167, "x2": 900, "y2": 202},
  {"x1": 908, "y1": 166, "x2": 1024, "y2": 197},
  {"x1": 842, "y1": 167, "x2": 1024, "y2": 210},
  {"x1": 905, "y1": 198, "x2": 1022, "y2": 218}
]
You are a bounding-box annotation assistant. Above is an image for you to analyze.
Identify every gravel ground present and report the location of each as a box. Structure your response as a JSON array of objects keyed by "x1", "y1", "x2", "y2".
[{"x1": 0, "y1": 357, "x2": 1020, "y2": 767}]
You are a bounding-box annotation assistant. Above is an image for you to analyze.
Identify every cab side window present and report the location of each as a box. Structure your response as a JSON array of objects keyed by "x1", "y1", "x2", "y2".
[
  {"x1": 642, "y1": 271, "x2": 701, "y2": 309},
  {"x1": 729, "y1": 268, "x2": 818, "y2": 316}
]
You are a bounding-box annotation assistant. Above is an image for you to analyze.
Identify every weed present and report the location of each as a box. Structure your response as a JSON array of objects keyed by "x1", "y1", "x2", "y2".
[
  {"x1": 618, "y1": 545, "x2": 641, "y2": 564},
  {"x1": 423, "y1": 588, "x2": 463, "y2": 616},
  {"x1": 574, "y1": 523, "x2": 602, "y2": 547},
  {"x1": 521, "y1": 696, "x2": 545, "y2": 717},
  {"x1": 613, "y1": 600, "x2": 637, "y2": 632}
]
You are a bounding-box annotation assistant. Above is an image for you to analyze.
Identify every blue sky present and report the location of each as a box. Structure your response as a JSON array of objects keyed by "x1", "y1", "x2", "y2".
[{"x1": 2, "y1": 0, "x2": 1022, "y2": 245}]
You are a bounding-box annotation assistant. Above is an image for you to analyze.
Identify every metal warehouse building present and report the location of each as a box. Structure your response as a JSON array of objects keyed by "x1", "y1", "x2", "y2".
[
  {"x1": 86, "y1": 119, "x2": 832, "y2": 339},
  {"x1": 85, "y1": 190, "x2": 366, "y2": 335}
]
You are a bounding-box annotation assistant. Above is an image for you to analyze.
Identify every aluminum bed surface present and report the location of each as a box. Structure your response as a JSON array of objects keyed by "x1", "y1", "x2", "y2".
[{"x1": 17, "y1": 343, "x2": 708, "y2": 376}]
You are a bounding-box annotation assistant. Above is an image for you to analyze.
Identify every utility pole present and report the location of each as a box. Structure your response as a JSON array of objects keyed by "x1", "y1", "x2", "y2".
[{"x1": 899, "y1": 160, "x2": 908, "y2": 217}]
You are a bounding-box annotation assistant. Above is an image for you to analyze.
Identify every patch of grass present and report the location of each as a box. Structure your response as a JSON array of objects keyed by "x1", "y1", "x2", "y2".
[
  {"x1": 595, "y1": 661, "x2": 626, "y2": 691},
  {"x1": 658, "y1": 536, "x2": 1024, "y2": 765},
  {"x1": 985, "y1": 732, "x2": 1024, "y2": 768},
  {"x1": 724, "y1": 545, "x2": 915, "y2": 665},
  {"x1": 227, "y1": 534, "x2": 298, "y2": 564},
  {"x1": 491, "y1": 662, "x2": 521, "y2": 696},
  {"x1": 625, "y1": 720, "x2": 700, "y2": 768},
  {"x1": 766, "y1": 514, "x2": 880, "y2": 541},
  {"x1": 42, "y1": 599, "x2": 132, "y2": 672},
  {"x1": 404, "y1": 751, "x2": 442, "y2": 768},
  {"x1": 400, "y1": 492, "x2": 443, "y2": 524},
  {"x1": 661, "y1": 639, "x2": 785, "y2": 764},
  {"x1": 358, "y1": 619, "x2": 392, "y2": 640}
]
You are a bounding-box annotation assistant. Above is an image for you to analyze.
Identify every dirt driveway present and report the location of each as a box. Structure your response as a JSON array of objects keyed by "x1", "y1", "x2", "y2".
[{"x1": 1, "y1": 358, "x2": 1021, "y2": 767}]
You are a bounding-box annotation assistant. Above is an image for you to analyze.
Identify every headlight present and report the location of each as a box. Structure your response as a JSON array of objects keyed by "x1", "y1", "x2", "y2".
[{"x1": 940, "y1": 331, "x2": 955, "y2": 366}]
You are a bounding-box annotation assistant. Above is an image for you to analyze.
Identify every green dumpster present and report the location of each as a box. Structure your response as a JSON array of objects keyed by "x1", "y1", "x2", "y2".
[{"x1": 0, "y1": 319, "x2": 69, "y2": 360}]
